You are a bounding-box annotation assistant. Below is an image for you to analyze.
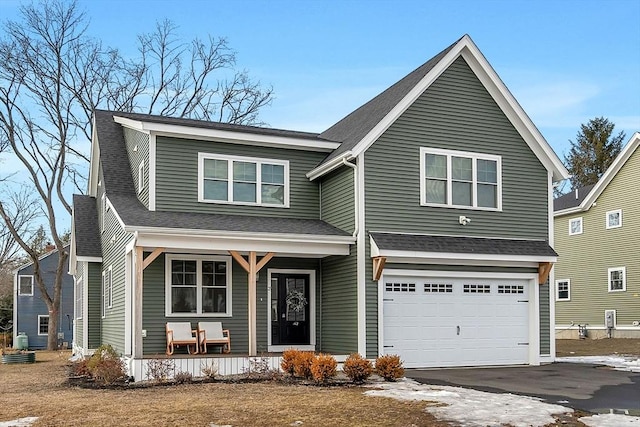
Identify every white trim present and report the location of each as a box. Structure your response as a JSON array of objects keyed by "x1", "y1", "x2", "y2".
[
  {"x1": 88, "y1": 119, "x2": 100, "y2": 197},
  {"x1": 197, "y1": 152, "x2": 290, "y2": 208},
  {"x1": 607, "y1": 266, "x2": 626, "y2": 292},
  {"x1": 555, "y1": 278, "x2": 570, "y2": 301},
  {"x1": 102, "y1": 266, "x2": 113, "y2": 317},
  {"x1": 101, "y1": 193, "x2": 107, "y2": 233},
  {"x1": 419, "y1": 147, "x2": 502, "y2": 211},
  {"x1": 306, "y1": 151, "x2": 354, "y2": 181},
  {"x1": 356, "y1": 154, "x2": 366, "y2": 356},
  {"x1": 568, "y1": 217, "x2": 583, "y2": 235},
  {"x1": 105, "y1": 197, "x2": 126, "y2": 229},
  {"x1": 37, "y1": 314, "x2": 50, "y2": 336},
  {"x1": 77, "y1": 256, "x2": 103, "y2": 263},
  {"x1": 82, "y1": 261, "x2": 89, "y2": 352},
  {"x1": 113, "y1": 115, "x2": 340, "y2": 152},
  {"x1": 149, "y1": 133, "x2": 157, "y2": 211},
  {"x1": 555, "y1": 133, "x2": 640, "y2": 217},
  {"x1": 12, "y1": 273, "x2": 18, "y2": 344},
  {"x1": 124, "y1": 249, "x2": 132, "y2": 356},
  {"x1": 266, "y1": 269, "x2": 316, "y2": 352},
  {"x1": 17, "y1": 275, "x2": 34, "y2": 296},
  {"x1": 605, "y1": 209, "x2": 622, "y2": 229},
  {"x1": 378, "y1": 269, "x2": 540, "y2": 366},
  {"x1": 138, "y1": 161, "x2": 145, "y2": 195},
  {"x1": 164, "y1": 254, "x2": 233, "y2": 317},
  {"x1": 547, "y1": 171, "x2": 556, "y2": 359}
]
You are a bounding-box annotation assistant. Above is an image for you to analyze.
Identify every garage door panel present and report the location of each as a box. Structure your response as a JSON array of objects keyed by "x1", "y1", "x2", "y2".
[{"x1": 383, "y1": 276, "x2": 530, "y2": 368}]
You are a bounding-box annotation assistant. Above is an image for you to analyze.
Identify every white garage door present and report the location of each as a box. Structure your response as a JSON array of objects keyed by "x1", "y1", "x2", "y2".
[{"x1": 383, "y1": 276, "x2": 530, "y2": 368}]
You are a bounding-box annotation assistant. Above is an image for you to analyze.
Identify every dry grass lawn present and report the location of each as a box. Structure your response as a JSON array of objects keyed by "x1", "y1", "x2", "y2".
[
  {"x1": 0, "y1": 351, "x2": 451, "y2": 427},
  {"x1": 556, "y1": 338, "x2": 640, "y2": 357}
]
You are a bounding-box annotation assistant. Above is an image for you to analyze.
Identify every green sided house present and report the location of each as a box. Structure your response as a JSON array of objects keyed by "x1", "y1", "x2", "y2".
[
  {"x1": 554, "y1": 132, "x2": 640, "y2": 339},
  {"x1": 69, "y1": 35, "x2": 569, "y2": 381}
]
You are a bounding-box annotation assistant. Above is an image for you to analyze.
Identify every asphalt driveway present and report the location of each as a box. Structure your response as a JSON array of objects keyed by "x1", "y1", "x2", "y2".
[{"x1": 407, "y1": 363, "x2": 640, "y2": 415}]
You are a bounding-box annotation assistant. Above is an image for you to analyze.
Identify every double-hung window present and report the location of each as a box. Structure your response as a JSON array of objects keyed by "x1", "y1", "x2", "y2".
[
  {"x1": 608, "y1": 267, "x2": 626, "y2": 292},
  {"x1": 569, "y1": 217, "x2": 583, "y2": 235},
  {"x1": 38, "y1": 315, "x2": 49, "y2": 336},
  {"x1": 18, "y1": 275, "x2": 34, "y2": 296},
  {"x1": 198, "y1": 153, "x2": 289, "y2": 207},
  {"x1": 165, "y1": 255, "x2": 232, "y2": 317},
  {"x1": 555, "y1": 279, "x2": 570, "y2": 301},
  {"x1": 420, "y1": 148, "x2": 501, "y2": 210},
  {"x1": 606, "y1": 209, "x2": 622, "y2": 229}
]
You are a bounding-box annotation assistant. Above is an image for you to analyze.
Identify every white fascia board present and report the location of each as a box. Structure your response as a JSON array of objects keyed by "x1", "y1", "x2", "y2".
[
  {"x1": 306, "y1": 151, "x2": 354, "y2": 181},
  {"x1": 370, "y1": 235, "x2": 380, "y2": 257},
  {"x1": 553, "y1": 206, "x2": 583, "y2": 217},
  {"x1": 376, "y1": 249, "x2": 556, "y2": 265},
  {"x1": 105, "y1": 197, "x2": 126, "y2": 229},
  {"x1": 88, "y1": 120, "x2": 100, "y2": 197},
  {"x1": 134, "y1": 231, "x2": 352, "y2": 256},
  {"x1": 579, "y1": 132, "x2": 639, "y2": 209},
  {"x1": 113, "y1": 116, "x2": 339, "y2": 152},
  {"x1": 76, "y1": 256, "x2": 103, "y2": 263}
]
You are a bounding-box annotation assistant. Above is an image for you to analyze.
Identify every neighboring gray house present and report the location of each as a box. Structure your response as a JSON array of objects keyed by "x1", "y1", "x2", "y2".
[
  {"x1": 70, "y1": 35, "x2": 568, "y2": 380},
  {"x1": 13, "y1": 247, "x2": 73, "y2": 349}
]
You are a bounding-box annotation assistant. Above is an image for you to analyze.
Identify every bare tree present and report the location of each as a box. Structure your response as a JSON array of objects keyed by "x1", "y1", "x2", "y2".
[{"x1": 0, "y1": 0, "x2": 273, "y2": 349}]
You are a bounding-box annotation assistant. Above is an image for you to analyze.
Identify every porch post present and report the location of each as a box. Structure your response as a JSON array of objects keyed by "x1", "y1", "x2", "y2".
[{"x1": 134, "y1": 247, "x2": 143, "y2": 358}]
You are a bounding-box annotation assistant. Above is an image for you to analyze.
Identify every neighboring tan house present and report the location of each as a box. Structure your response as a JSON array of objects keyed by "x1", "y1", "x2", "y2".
[
  {"x1": 554, "y1": 132, "x2": 640, "y2": 339},
  {"x1": 70, "y1": 35, "x2": 568, "y2": 381},
  {"x1": 13, "y1": 247, "x2": 73, "y2": 349}
]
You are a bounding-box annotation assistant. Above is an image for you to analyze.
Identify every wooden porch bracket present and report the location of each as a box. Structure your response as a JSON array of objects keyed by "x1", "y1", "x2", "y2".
[
  {"x1": 142, "y1": 247, "x2": 165, "y2": 270},
  {"x1": 538, "y1": 262, "x2": 552, "y2": 285},
  {"x1": 372, "y1": 256, "x2": 387, "y2": 281},
  {"x1": 228, "y1": 251, "x2": 275, "y2": 356}
]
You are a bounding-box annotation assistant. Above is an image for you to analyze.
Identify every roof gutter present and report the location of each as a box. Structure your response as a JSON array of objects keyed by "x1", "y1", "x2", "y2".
[{"x1": 306, "y1": 151, "x2": 354, "y2": 181}]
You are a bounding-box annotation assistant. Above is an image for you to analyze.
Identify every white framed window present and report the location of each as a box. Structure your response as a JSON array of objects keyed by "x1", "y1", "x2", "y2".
[
  {"x1": 555, "y1": 279, "x2": 570, "y2": 301},
  {"x1": 608, "y1": 267, "x2": 626, "y2": 292},
  {"x1": 38, "y1": 315, "x2": 49, "y2": 336},
  {"x1": 198, "y1": 153, "x2": 290, "y2": 207},
  {"x1": 138, "y1": 161, "x2": 145, "y2": 194},
  {"x1": 165, "y1": 255, "x2": 232, "y2": 317},
  {"x1": 75, "y1": 277, "x2": 84, "y2": 320},
  {"x1": 102, "y1": 266, "x2": 112, "y2": 317},
  {"x1": 606, "y1": 209, "x2": 622, "y2": 229},
  {"x1": 569, "y1": 217, "x2": 583, "y2": 235},
  {"x1": 419, "y1": 147, "x2": 501, "y2": 210},
  {"x1": 18, "y1": 275, "x2": 34, "y2": 296}
]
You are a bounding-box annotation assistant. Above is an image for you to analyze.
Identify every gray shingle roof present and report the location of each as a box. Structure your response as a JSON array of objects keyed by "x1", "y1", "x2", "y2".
[
  {"x1": 553, "y1": 184, "x2": 595, "y2": 212},
  {"x1": 92, "y1": 110, "x2": 350, "y2": 237},
  {"x1": 370, "y1": 232, "x2": 557, "y2": 257},
  {"x1": 72, "y1": 194, "x2": 101, "y2": 258},
  {"x1": 315, "y1": 37, "x2": 462, "y2": 167}
]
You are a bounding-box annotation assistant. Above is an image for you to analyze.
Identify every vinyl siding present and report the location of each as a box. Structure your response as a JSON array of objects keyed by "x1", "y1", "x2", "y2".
[
  {"x1": 123, "y1": 128, "x2": 150, "y2": 208},
  {"x1": 321, "y1": 165, "x2": 355, "y2": 233},
  {"x1": 319, "y1": 248, "x2": 358, "y2": 354},
  {"x1": 87, "y1": 262, "x2": 102, "y2": 349},
  {"x1": 554, "y1": 147, "x2": 640, "y2": 328},
  {"x1": 141, "y1": 254, "x2": 320, "y2": 355},
  {"x1": 539, "y1": 283, "x2": 551, "y2": 354},
  {"x1": 364, "y1": 57, "x2": 551, "y2": 358},
  {"x1": 155, "y1": 136, "x2": 325, "y2": 218}
]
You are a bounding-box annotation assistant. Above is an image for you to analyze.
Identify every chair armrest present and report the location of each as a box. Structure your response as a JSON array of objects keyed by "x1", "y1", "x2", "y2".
[
  {"x1": 192, "y1": 329, "x2": 198, "y2": 337},
  {"x1": 167, "y1": 330, "x2": 174, "y2": 341},
  {"x1": 198, "y1": 330, "x2": 206, "y2": 340},
  {"x1": 223, "y1": 329, "x2": 230, "y2": 338}
]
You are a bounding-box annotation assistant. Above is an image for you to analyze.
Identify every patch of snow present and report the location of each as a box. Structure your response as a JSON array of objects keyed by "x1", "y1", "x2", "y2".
[
  {"x1": 580, "y1": 414, "x2": 640, "y2": 426},
  {"x1": 0, "y1": 417, "x2": 39, "y2": 427},
  {"x1": 365, "y1": 379, "x2": 571, "y2": 427},
  {"x1": 556, "y1": 355, "x2": 640, "y2": 372}
]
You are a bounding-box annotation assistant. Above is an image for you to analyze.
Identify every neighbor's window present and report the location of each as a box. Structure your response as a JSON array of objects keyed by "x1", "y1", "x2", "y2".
[
  {"x1": 165, "y1": 255, "x2": 232, "y2": 316},
  {"x1": 555, "y1": 279, "x2": 570, "y2": 301},
  {"x1": 608, "y1": 267, "x2": 626, "y2": 292},
  {"x1": 420, "y1": 147, "x2": 501, "y2": 209},
  {"x1": 38, "y1": 315, "x2": 49, "y2": 335},
  {"x1": 18, "y1": 275, "x2": 34, "y2": 296},
  {"x1": 198, "y1": 153, "x2": 289, "y2": 207},
  {"x1": 606, "y1": 209, "x2": 622, "y2": 229},
  {"x1": 569, "y1": 217, "x2": 583, "y2": 235}
]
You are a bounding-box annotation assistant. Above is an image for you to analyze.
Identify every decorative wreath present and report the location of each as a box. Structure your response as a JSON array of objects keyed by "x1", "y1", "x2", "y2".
[{"x1": 285, "y1": 289, "x2": 308, "y2": 313}]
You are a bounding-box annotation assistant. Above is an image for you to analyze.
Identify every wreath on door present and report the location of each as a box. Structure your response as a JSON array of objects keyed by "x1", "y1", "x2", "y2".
[{"x1": 285, "y1": 289, "x2": 308, "y2": 313}]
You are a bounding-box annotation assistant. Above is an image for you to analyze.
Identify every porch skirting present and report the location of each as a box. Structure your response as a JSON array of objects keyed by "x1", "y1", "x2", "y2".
[{"x1": 125, "y1": 355, "x2": 283, "y2": 382}]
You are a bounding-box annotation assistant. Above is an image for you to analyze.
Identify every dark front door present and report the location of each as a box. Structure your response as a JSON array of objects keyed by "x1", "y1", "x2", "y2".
[{"x1": 271, "y1": 273, "x2": 310, "y2": 346}]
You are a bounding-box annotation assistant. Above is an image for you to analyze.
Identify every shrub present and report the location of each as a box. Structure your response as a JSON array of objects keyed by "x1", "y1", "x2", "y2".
[
  {"x1": 280, "y1": 349, "x2": 299, "y2": 375},
  {"x1": 375, "y1": 354, "x2": 404, "y2": 381},
  {"x1": 71, "y1": 358, "x2": 92, "y2": 377},
  {"x1": 87, "y1": 344, "x2": 120, "y2": 372},
  {"x1": 293, "y1": 351, "x2": 315, "y2": 379},
  {"x1": 174, "y1": 371, "x2": 193, "y2": 384},
  {"x1": 92, "y1": 358, "x2": 126, "y2": 385},
  {"x1": 343, "y1": 353, "x2": 373, "y2": 383},
  {"x1": 201, "y1": 361, "x2": 218, "y2": 379},
  {"x1": 146, "y1": 357, "x2": 175, "y2": 383},
  {"x1": 310, "y1": 353, "x2": 337, "y2": 383}
]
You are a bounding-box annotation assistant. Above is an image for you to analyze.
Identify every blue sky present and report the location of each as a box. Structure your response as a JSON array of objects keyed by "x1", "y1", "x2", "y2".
[{"x1": 1, "y1": 0, "x2": 639, "y2": 161}]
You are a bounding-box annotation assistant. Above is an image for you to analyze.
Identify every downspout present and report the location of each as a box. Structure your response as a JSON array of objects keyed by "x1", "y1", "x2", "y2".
[{"x1": 341, "y1": 158, "x2": 359, "y2": 237}]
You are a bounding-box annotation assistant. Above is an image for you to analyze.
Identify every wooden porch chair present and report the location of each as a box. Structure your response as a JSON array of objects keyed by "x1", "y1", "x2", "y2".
[
  {"x1": 166, "y1": 322, "x2": 199, "y2": 355},
  {"x1": 198, "y1": 321, "x2": 231, "y2": 354}
]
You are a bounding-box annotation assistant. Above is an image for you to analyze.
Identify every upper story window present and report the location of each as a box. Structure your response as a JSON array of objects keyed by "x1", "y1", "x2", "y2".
[
  {"x1": 419, "y1": 148, "x2": 501, "y2": 210},
  {"x1": 18, "y1": 275, "x2": 34, "y2": 296},
  {"x1": 569, "y1": 217, "x2": 583, "y2": 235},
  {"x1": 198, "y1": 153, "x2": 289, "y2": 207},
  {"x1": 555, "y1": 279, "x2": 570, "y2": 301},
  {"x1": 606, "y1": 209, "x2": 622, "y2": 229},
  {"x1": 165, "y1": 255, "x2": 232, "y2": 317},
  {"x1": 608, "y1": 266, "x2": 626, "y2": 292}
]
